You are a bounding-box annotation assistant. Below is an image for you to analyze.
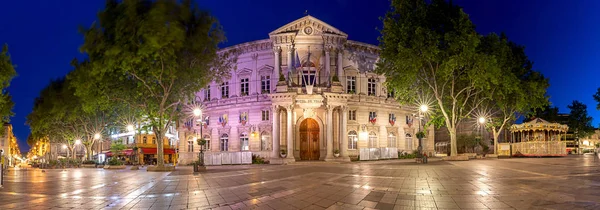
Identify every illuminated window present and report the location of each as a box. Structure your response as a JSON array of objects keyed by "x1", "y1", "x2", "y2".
[
  {"x1": 406, "y1": 134, "x2": 413, "y2": 151},
  {"x1": 388, "y1": 133, "x2": 397, "y2": 148},
  {"x1": 260, "y1": 132, "x2": 270, "y2": 151},
  {"x1": 368, "y1": 78, "x2": 376, "y2": 96},
  {"x1": 346, "y1": 76, "x2": 356, "y2": 93},
  {"x1": 203, "y1": 135, "x2": 211, "y2": 151},
  {"x1": 204, "y1": 85, "x2": 211, "y2": 101},
  {"x1": 240, "y1": 78, "x2": 249, "y2": 96},
  {"x1": 261, "y1": 75, "x2": 271, "y2": 93},
  {"x1": 220, "y1": 134, "x2": 229, "y2": 151},
  {"x1": 187, "y1": 139, "x2": 194, "y2": 152},
  {"x1": 348, "y1": 131, "x2": 358, "y2": 150},
  {"x1": 221, "y1": 82, "x2": 229, "y2": 98},
  {"x1": 368, "y1": 131, "x2": 378, "y2": 148},
  {"x1": 262, "y1": 110, "x2": 270, "y2": 121},
  {"x1": 348, "y1": 110, "x2": 356, "y2": 121}
]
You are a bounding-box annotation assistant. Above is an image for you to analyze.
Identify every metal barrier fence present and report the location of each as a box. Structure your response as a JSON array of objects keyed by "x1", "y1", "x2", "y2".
[
  {"x1": 511, "y1": 141, "x2": 567, "y2": 156},
  {"x1": 359, "y1": 147, "x2": 399, "y2": 161},
  {"x1": 203, "y1": 152, "x2": 253, "y2": 165}
]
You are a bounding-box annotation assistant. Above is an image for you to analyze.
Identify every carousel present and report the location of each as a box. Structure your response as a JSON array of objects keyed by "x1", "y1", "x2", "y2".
[{"x1": 508, "y1": 118, "x2": 569, "y2": 157}]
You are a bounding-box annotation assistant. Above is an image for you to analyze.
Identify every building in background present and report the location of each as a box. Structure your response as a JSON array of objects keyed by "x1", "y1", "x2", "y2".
[
  {"x1": 1, "y1": 124, "x2": 22, "y2": 166},
  {"x1": 177, "y1": 15, "x2": 434, "y2": 165}
]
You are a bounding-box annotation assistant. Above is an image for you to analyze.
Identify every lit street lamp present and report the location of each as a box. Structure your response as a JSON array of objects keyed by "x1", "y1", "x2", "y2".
[
  {"x1": 417, "y1": 104, "x2": 429, "y2": 158},
  {"x1": 192, "y1": 107, "x2": 206, "y2": 171}
]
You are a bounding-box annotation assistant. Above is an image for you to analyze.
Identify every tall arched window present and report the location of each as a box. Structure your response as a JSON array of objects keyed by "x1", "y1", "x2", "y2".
[
  {"x1": 203, "y1": 135, "x2": 211, "y2": 151},
  {"x1": 220, "y1": 134, "x2": 229, "y2": 151},
  {"x1": 143, "y1": 136, "x2": 147, "y2": 144},
  {"x1": 348, "y1": 131, "x2": 358, "y2": 150},
  {"x1": 406, "y1": 134, "x2": 413, "y2": 151},
  {"x1": 187, "y1": 138, "x2": 194, "y2": 152},
  {"x1": 388, "y1": 132, "x2": 397, "y2": 148},
  {"x1": 368, "y1": 131, "x2": 378, "y2": 148},
  {"x1": 260, "y1": 132, "x2": 271, "y2": 151},
  {"x1": 240, "y1": 133, "x2": 249, "y2": 151}
]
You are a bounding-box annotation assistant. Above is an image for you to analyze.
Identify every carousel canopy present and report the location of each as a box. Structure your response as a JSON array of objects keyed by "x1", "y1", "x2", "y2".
[{"x1": 510, "y1": 118, "x2": 569, "y2": 133}]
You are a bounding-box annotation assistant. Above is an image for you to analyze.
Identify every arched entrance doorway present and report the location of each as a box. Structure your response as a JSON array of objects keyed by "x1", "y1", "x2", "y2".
[{"x1": 300, "y1": 118, "x2": 320, "y2": 160}]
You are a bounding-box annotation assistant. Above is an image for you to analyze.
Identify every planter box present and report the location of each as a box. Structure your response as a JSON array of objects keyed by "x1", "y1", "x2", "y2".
[
  {"x1": 486, "y1": 154, "x2": 498, "y2": 158},
  {"x1": 81, "y1": 164, "x2": 96, "y2": 168},
  {"x1": 147, "y1": 165, "x2": 175, "y2": 172},
  {"x1": 442, "y1": 156, "x2": 469, "y2": 161},
  {"x1": 104, "y1": 165, "x2": 126, "y2": 169}
]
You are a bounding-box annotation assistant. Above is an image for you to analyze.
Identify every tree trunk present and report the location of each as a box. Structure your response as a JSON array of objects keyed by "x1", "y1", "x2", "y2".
[
  {"x1": 86, "y1": 145, "x2": 93, "y2": 160},
  {"x1": 154, "y1": 130, "x2": 165, "y2": 167},
  {"x1": 449, "y1": 128, "x2": 458, "y2": 156},
  {"x1": 492, "y1": 129, "x2": 500, "y2": 155}
]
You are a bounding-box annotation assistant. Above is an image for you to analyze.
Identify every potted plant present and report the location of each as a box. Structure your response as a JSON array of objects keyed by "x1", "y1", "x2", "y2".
[
  {"x1": 416, "y1": 131, "x2": 426, "y2": 139},
  {"x1": 280, "y1": 149, "x2": 287, "y2": 158},
  {"x1": 333, "y1": 149, "x2": 340, "y2": 157}
]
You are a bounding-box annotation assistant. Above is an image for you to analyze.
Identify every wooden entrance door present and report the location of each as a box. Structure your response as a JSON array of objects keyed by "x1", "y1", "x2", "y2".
[{"x1": 300, "y1": 118, "x2": 320, "y2": 160}]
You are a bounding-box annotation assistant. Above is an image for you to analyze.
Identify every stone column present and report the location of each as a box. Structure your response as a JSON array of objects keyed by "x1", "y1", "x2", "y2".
[
  {"x1": 286, "y1": 104, "x2": 295, "y2": 162},
  {"x1": 287, "y1": 45, "x2": 293, "y2": 83},
  {"x1": 325, "y1": 105, "x2": 334, "y2": 161},
  {"x1": 337, "y1": 48, "x2": 343, "y2": 77},
  {"x1": 273, "y1": 46, "x2": 281, "y2": 81},
  {"x1": 271, "y1": 105, "x2": 280, "y2": 159},
  {"x1": 340, "y1": 106, "x2": 350, "y2": 161},
  {"x1": 325, "y1": 47, "x2": 330, "y2": 86}
]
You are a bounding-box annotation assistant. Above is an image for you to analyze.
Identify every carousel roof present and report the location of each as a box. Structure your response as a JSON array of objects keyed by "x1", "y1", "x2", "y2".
[{"x1": 510, "y1": 117, "x2": 569, "y2": 132}]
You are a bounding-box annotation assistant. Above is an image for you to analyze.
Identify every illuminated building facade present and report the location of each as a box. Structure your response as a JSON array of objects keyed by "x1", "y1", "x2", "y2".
[{"x1": 177, "y1": 15, "x2": 434, "y2": 165}]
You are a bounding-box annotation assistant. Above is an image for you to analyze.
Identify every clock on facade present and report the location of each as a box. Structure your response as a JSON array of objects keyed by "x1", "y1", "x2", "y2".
[{"x1": 304, "y1": 26, "x2": 313, "y2": 35}]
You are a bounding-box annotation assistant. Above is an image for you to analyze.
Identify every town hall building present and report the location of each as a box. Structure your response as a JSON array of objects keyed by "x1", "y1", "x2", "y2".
[{"x1": 177, "y1": 15, "x2": 434, "y2": 165}]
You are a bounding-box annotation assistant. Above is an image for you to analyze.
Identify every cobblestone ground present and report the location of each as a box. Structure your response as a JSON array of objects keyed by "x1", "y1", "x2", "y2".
[{"x1": 1, "y1": 155, "x2": 600, "y2": 210}]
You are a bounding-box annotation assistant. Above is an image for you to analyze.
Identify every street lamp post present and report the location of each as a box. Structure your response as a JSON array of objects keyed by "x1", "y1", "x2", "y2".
[
  {"x1": 193, "y1": 108, "x2": 204, "y2": 167},
  {"x1": 417, "y1": 104, "x2": 428, "y2": 157},
  {"x1": 478, "y1": 116, "x2": 486, "y2": 153}
]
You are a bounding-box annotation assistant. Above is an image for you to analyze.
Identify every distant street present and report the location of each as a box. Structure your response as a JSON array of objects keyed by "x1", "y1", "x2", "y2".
[{"x1": 1, "y1": 156, "x2": 600, "y2": 210}]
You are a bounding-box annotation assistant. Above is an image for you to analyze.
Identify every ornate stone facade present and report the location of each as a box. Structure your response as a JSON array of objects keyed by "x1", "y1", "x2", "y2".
[{"x1": 177, "y1": 15, "x2": 434, "y2": 165}]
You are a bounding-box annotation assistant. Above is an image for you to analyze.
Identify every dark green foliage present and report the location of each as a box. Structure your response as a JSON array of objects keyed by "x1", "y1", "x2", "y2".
[
  {"x1": 73, "y1": 0, "x2": 235, "y2": 167},
  {"x1": 567, "y1": 100, "x2": 595, "y2": 139},
  {"x1": 108, "y1": 158, "x2": 123, "y2": 166},
  {"x1": 82, "y1": 160, "x2": 96, "y2": 164},
  {"x1": 398, "y1": 152, "x2": 416, "y2": 159},
  {"x1": 594, "y1": 87, "x2": 600, "y2": 110},
  {"x1": 377, "y1": 0, "x2": 501, "y2": 156},
  {"x1": 252, "y1": 154, "x2": 267, "y2": 164},
  {"x1": 527, "y1": 105, "x2": 560, "y2": 122},
  {"x1": 0, "y1": 44, "x2": 16, "y2": 124},
  {"x1": 110, "y1": 142, "x2": 126, "y2": 155}
]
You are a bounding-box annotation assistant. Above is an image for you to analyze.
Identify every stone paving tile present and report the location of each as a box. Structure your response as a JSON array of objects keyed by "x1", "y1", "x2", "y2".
[{"x1": 1, "y1": 156, "x2": 600, "y2": 209}]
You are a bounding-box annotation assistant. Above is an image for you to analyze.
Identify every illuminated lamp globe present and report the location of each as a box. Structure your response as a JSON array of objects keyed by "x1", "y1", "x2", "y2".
[
  {"x1": 193, "y1": 108, "x2": 202, "y2": 117},
  {"x1": 75, "y1": 139, "x2": 81, "y2": 145},
  {"x1": 127, "y1": 124, "x2": 135, "y2": 132},
  {"x1": 94, "y1": 133, "x2": 101, "y2": 140},
  {"x1": 419, "y1": 104, "x2": 428, "y2": 112},
  {"x1": 478, "y1": 116, "x2": 486, "y2": 124}
]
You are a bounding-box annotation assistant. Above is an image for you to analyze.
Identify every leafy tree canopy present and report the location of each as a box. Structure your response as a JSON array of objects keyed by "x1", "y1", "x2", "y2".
[
  {"x1": 567, "y1": 100, "x2": 595, "y2": 139},
  {"x1": 0, "y1": 44, "x2": 17, "y2": 123},
  {"x1": 72, "y1": 0, "x2": 235, "y2": 167},
  {"x1": 377, "y1": 0, "x2": 503, "y2": 156}
]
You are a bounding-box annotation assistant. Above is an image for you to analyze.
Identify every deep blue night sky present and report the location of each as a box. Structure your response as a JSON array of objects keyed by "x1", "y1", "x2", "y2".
[{"x1": 1, "y1": 0, "x2": 599, "y2": 153}]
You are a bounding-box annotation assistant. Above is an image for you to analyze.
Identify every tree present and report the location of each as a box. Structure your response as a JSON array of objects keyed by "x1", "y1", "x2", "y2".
[
  {"x1": 526, "y1": 104, "x2": 560, "y2": 122},
  {"x1": 377, "y1": 0, "x2": 502, "y2": 156},
  {"x1": 567, "y1": 100, "x2": 594, "y2": 140},
  {"x1": 594, "y1": 87, "x2": 600, "y2": 110},
  {"x1": 73, "y1": 0, "x2": 235, "y2": 168},
  {"x1": 478, "y1": 33, "x2": 549, "y2": 154},
  {"x1": 0, "y1": 44, "x2": 17, "y2": 124}
]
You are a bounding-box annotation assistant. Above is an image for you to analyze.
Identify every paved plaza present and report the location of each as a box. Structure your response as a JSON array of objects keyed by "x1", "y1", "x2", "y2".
[{"x1": 1, "y1": 155, "x2": 600, "y2": 210}]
